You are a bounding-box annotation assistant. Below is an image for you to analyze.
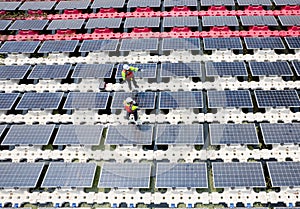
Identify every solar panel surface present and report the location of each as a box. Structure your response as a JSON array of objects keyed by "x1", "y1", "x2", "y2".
[
  {"x1": 0, "y1": 2, "x2": 21, "y2": 10},
  {"x1": 200, "y1": 0, "x2": 235, "y2": 6},
  {"x1": 28, "y1": 64, "x2": 72, "y2": 79},
  {"x1": 0, "y1": 93, "x2": 19, "y2": 110},
  {"x1": 240, "y1": 16, "x2": 278, "y2": 26},
  {"x1": 63, "y1": 92, "x2": 109, "y2": 109},
  {"x1": 85, "y1": 18, "x2": 122, "y2": 29},
  {"x1": 111, "y1": 92, "x2": 156, "y2": 109},
  {"x1": 249, "y1": 62, "x2": 293, "y2": 76},
  {"x1": 203, "y1": 38, "x2": 243, "y2": 50},
  {"x1": 91, "y1": 0, "x2": 125, "y2": 8},
  {"x1": 205, "y1": 62, "x2": 247, "y2": 77},
  {"x1": 19, "y1": 1, "x2": 56, "y2": 10},
  {"x1": 115, "y1": 63, "x2": 157, "y2": 78},
  {"x1": 237, "y1": 0, "x2": 272, "y2": 5},
  {"x1": 0, "y1": 20, "x2": 12, "y2": 31},
  {"x1": 127, "y1": 0, "x2": 161, "y2": 8},
  {"x1": 202, "y1": 16, "x2": 239, "y2": 26},
  {"x1": 292, "y1": 61, "x2": 300, "y2": 76},
  {"x1": 267, "y1": 162, "x2": 300, "y2": 187},
  {"x1": 278, "y1": 16, "x2": 300, "y2": 26},
  {"x1": 159, "y1": 91, "x2": 203, "y2": 108},
  {"x1": 245, "y1": 37, "x2": 285, "y2": 49},
  {"x1": 162, "y1": 38, "x2": 200, "y2": 50},
  {"x1": 285, "y1": 37, "x2": 300, "y2": 49},
  {"x1": 273, "y1": 0, "x2": 300, "y2": 5},
  {"x1": 47, "y1": 19, "x2": 85, "y2": 30},
  {"x1": 163, "y1": 0, "x2": 198, "y2": 6},
  {"x1": 9, "y1": 20, "x2": 48, "y2": 30},
  {"x1": 120, "y1": 38, "x2": 158, "y2": 51},
  {"x1": 161, "y1": 62, "x2": 202, "y2": 77},
  {"x1": 79, "y1": 40, "x2": 118, "y2": 52},
  {"x1": 55, "y1": 0, "x2": 90, "y2": 10},
  {"x1": 38, "y1": 40, "x2": 79, "y2": 53},
  {"x1": 124, "y1": 17, "x2": 160, "y2": 28},
  {"x1": 207, "y1": 90, "x2": 253, "y2": 108},
  {"x1": 0, "y1": 41, "x2": 40, "y2": 53},
  {"x1": 254, "y1": 90, "x2": 300, "y2": 108},
  {"x1": 0, "y1": 65, "x2": 30, "y2": 79},
  {"x1": 163, "y1": 16, "x2": 199, "y2": 27},
  {"x1": 72, "y1": 64, "x2": 114, "y2": 78}
]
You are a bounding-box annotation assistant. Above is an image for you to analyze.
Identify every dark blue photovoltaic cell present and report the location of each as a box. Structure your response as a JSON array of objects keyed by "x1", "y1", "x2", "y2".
[
  {"x1": 156, "y1": 163, "x2": 208, "y2": 188},
  {"x1": 202, "y1": 16, "x2": 239, "y2": 27},
  {"x1": 249, "y1": 62, "x2": 293, "y2": 76},
  {"x1": 278, "y1": 16, "x2": 300, "y2": 26},
  {"x1": 285, "y1": 37, "x2": 300, "y2": 49},
  {"x1": 267, "y1": 162, "x2": 300, "y2": 187},
  {"x1": 120, "y1": 38, "x2": 158, "y2": 51},
  {"x1": 38, "y1": 40, "x2": 79, "y2": 53},
  {"x1": 159, "y1": 91, "x2": 203, "y2": 108},
  {"x1": 292, "y1": 61, "x2": 300, "y2": 76},
  {"x1": 254, "y1": 90, "x2": 300, "y2": 108},
  {"x1": 201, "y1": 0, "x2": 235, "y2": 6},
  {"x1": 203, "y1": 38, "x2": 243, "y2": 50},
  {"x1": 161, "y1": 62, "x2": 202, "y2": 77},
  {"x1": 91, "y1": 0, "x2": 125, "y2": 8},
  {"x1": 115, "y1": 63, "x2": 157, "y2": 78},
  {"x1": 63, "y1": 92, "x2": 109, "y2": 109},
  {"x1": 207, "y1": 90, "x2": 253, "y2": 108},
  {"x1": 237, "y1": 0, "x2": 272, "y2": 6},
  {"x1": 0, "y1": 41, "x2": 40, "y2": 53},
  {"x1": 0, "y1": 20, "x2": 12, "y2": 31},
  {"x1": 0, "y1": 93, "x2": 19, "y2": 110},
  {"x1": 72, "y1": 64, "x2": 114, "y2": 78},
  {"x1": 9, "y1": 20, "x2": 48, "y2": 30},
  {"x1": 28, "y1": 64, "x2": 71, "y2": 79},
  {"x1": 164, "y1": 0, "x2": 198, "y2": 7},
  {"x1": 111, "y1": 92, "x2": 156, "y2": 109},
  {"x1": 205, "y1": 62, "x2": 247, "y2": 77},
  {"x1": 79, "y1": 40, "x2": 118, "y2": 52},
  {"x1": 0, "y1": 65, "x2": 30, "y2": 79},
  {"x1": 245, "y1": 37, "x2": 285, "y2": 49},
  {"x1": 162, "y1": 38, "x2": 200, "y2": 50}
]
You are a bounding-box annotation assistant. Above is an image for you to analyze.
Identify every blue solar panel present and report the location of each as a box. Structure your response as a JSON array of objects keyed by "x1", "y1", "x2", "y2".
[
  {"x1": 72, "y1": 64, "x2": 114, "y2": 78},
  {"x1": 0, "y1": 20, "x2": 12, "y2": 31},
  {"x1": 79, "y1": 40, "x2": 118, "y2": 52},
  {"x1": 203, "y1": 38, "x2": 243, "y2": 50},
  {"x1": 285, "y1": 37, "x2": 300, "y2": 49},
  {"x1": 55, "y1": 0, "x2": 90, "y2": 10},
  {"x1": 120, "y1": 38, "x2": 158, "y2": 51},
  {"x1": 201, "y1": 0, "x2": 235, "y2": 6},
  {"x1": 111, "y1": 92, "x2": 156, "y2": 109},
  {"x1": 159, "y1": 91, "x2": 203, "y2": 109},
  {"x1": 19, "y1": 1, "x2": 56, "y2": 10},
  {"x1": 127, "y1": 0, "x2": 161, "y2": 8},
  {"x1": 273, "y1": 0, "x2": 300, "y2": 5},
  {"x1": 249, "y1": 62, "x2": 293, "y2": 76},
  {"x1": 164, "y1": 0, "x2": 198, "y2": 6},
  {"x1": 240, "y1": 16, "x2": 278, "y2": 26},
  {"x1": 0, "y1": 41, "x2": 40, "y2": 53},
  {"x1": 9, "y1": 20, "x2": 48, "y2": 30},
  {"x1": 267, "y1": 162, "x2": 300, "y2": 187},
  {"x1": 244, "y1": 37, "x2": 285, "y2": 49},
  {"x1": 237, "y1": 0, "x2": 272, "y2": 5},
  {"x1": 202, "y1": 16, "x2": 239, "y2": 27},
  {"x1": 161, "y1": 62, "x2": 202, "y2": 77},
  {"x1": 91, "y1": 0, "x2": 125, "y2": 8},
  {"x1": 163, "y1": 16, "x2": 199, "y2": 27},
  {"x1": 0, "y1": 125, "x2": 7, "y2": 139},
  {"x1": 85, "y1": 18, "x2": 122, "y2": 29},
  {"x1": 0, "y1": 65, "x2": 30, "y2": 79},
  {"x1": 124, "y1": 17, "x2": 160, "y2": 28},
  {"x1": 0, "y1": 93, "x2": 19, "y2": 110},
  {"x1": 28, "y1": 64, "x2": 72, "y2": 79},
  {"x1": 47, "y1": 19, "x2": 85, "y2": 30},
  {"x1": 38, "y1": 40, "x2": 79, "y2": 53},
  {"x1": 16, "y1": 92, "x2": 63, "y2": 110},
  {"x1": 115, "y1": 63, "x2": 157, "y2": 79},
  {"x1": 292, "y1": 61, "x2": 300, "y2": 76},
  {"x1": 207, "y1": 90, "x2": 253, "y2": 108},
  {"x1": 278, "y1": 16, "x2": 300, "y2": 26},
  {"x1": 205, "y1": 62, "x2": 247, "y2": 77},
  {"x1": 0, "y1": 2, "x2": 21, "y2": 10},
  {"x1": 63, "y1": 92, "x2": 109, "y2": 109},
  {"x1": 254, "y1": 90, "x2": 300, "y2": 108},
  {"x1": 162, "y1": 38, "x2": 200, "y2": 51}
]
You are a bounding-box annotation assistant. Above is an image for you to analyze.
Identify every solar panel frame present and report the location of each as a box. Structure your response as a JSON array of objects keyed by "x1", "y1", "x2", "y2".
[
  {"x1": 202, "y1": 16, "x2": 239, "y2": 27},
  {"x1": 0, "y1": 2, "x2": 21, "y2": 10},
  {"x1": 127, "y1": 0, "x2": 161, "y2": 8},
  {"x1": 91, "y1": 0, "x2": 125, "y2": 8},
  {"x1": 260, "y1": 123, "x2": 300, "y2": 144},
  {"x1": 19, "y1": 1, "x2": 56, "y2": 10},
  {"x1": 105, "y1": 125, "x2": 153, "y2": 145},
  {"x1": 254, "y1": 90, "x2": 300, "y2": 108},
  {"x1": 28, "y1": 64, "x2": 72, "y2": 79},
  {"x1": 47, "y1": 19, "x2": 85, "y2": 30},
  {"x1": 156, "y1": 163, "x2": 208, "y2": 188},
  {"x1": 115, "y1": 63, "x2": 157, "y2": 79},
  {"x1": 16, "y1": 92, "x2": 64, "y2": 110},
  {"x1": 1, "y1": 125, "x2": 55, "y2": 146},
  {"x1": 0, "y1": 93, "x2": 20, "y2": 110},
  {"x1": 278, "y1": 16, "x2": 300, "y2": 26},
  {"x1": 162, "y1": 38, "x2": 201, "y2": 51},
  {"x1": 161, "y1": 62, "x2": 202, "y2": 77},
  {"x1": 244, "y1": 37, "x2": 285, "y2": 49},
  {"x1": 163, "y1": 16, "x2": 199, "y2": 27},
  {"x1": 0, "y1": 65, "x2": 30, "y2": 80},
  {"x1": 8, "y1": 20, "x2": 49, "y2": 31},
  {"x1": 38, "y1": 40, "x2": 79, "y2": 53},
  {"x1": 0, "y1": 41, "x2": 40, "y2": 53},
  {"x1": 79, "y1": 40, "x2": 118, "y2": 52},
  {"x1": 85, "y1": 18, "x2": 122, "y2": 29},
  {"x1": 203, "y1": 38, "x2": 243, "y2": 50},
  {"x1": 212, "y1": 162, "x2": 266, "y2": 188},
  {"x1": 267, "y1": 162, "x2": 300, "y2": 187},
  {"x1": 53, "y1": 125, "x2": 104, "y2": 145},
  {"x1": 292, "y1": 61, "x2": 300, "y2": 76},
  {"x1": 240, "y1": 16, "x2": 279, "y2": 26},
  {"x1": 155, "y1": 124, "x2": 204, "y2": 145},
  {"x1": 63, "y1": 92, "x2": 109, "y2": 110},
  {"x1": 205, "y1": 62, "x2": 247, "y2": 77},
  {"x1": 42, "y1": 162, "x2": 97, "y2": 188},
  {"x1": 273, "y1": 0, "x2": 300, "y2": 5},
  {"x1": 163, "y1": 0, "x2": 198, "y2": 7},
  {"x1": 249, "y1": 62, "x2": 293, "y2": 76},
  {"x1": 200, "y1": 0, "x2": 235, "y2": 6},
  {"x1": 0, "y1": 162, "x2": 44, "y2": 188},
  {"x1": 120, "y1": 38, "x2": 159, "y2": 51},
  {"x1": 159, "y1": 91, "x2": 203, "y2": 109},
  {"x1": 98, "y1": 163, "x2": 151, "y2": 188},
  {"x1": 209, "y1": 123, "x2": 259, "y2": 145},
  {"x1": 207, "y1": 90, "x2": 253, "y2": 108},
  {"x1": 111, "y1": 92, "x2": 156, "y2": 109},
  {"x1": 55, "y1": 0, "x2": 90, "y2": 10},
  {"x1": 0, "y1": 20, "x2": 12, "y2": 31},
  {"x1": 237, "y1": 0, "x2": 272, "y2": 6},
  {"x1": 285, "y1": 37, "x2": 300, "y2": 49},
  {"x1": 72, "y1": 64, "x2": 114, "y2": 78},
  {"x1": 124, "y1": 17, "x2": 160, "y2": 28}
]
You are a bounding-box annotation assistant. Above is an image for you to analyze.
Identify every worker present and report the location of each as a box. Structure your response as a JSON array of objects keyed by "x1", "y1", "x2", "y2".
[
  {"x1": 123, "y1": 97, "x2": 139, "y2": 122},
  {"x1": 121, "y1": 64, "x2": 142, "y2": 90}
]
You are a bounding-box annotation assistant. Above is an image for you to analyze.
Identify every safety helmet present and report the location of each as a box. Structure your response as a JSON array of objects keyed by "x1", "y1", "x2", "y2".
[
  {"x1": 123, "y1": 64, "x2": 130, "y2": 70},
  {"x1": 125, "y1": 97, "x2": 133, "y2": 103}
]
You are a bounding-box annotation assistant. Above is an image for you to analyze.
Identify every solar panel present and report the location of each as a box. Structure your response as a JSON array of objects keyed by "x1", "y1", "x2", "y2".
[
  {"x1": 0, "y1": 41, "x2": 40, "y2": 53},
  {"x1": 127, "y1": 0, "x2": 161, "y2": 8},
  {"x1": 79, "y1": 40, "x2": 118, "y2": 52},
  {"x1": 205, "y1": 62, "x2": 247, "y2": 77},
  {"x1": 273, "y1": 0, "x2": 300, "y2": 5},
  {"x1": 9, "y1": 20, "x2": 48, "y2": 30},
  {"x1": 244, "y1": 37, "x2": 285, "y2": 49},
  {"x1": 254, "y1": 90, "x2": 300, "y2": 108},
  {"x1": 202, "y1": 16, "x2": 239, "y2": 27},
  {"x1": 285, "y1": 37, "x2": 300, "y2": 49},
  {"x1": 0, "y1": 93, "x2": 19, "y2": 110},
  {"x1": 209, "y1": 123, "x2": 259, "y2": 145},
  {"x1": 249, "y1": 62, "x2": 293, "y2": 76},
  {"x1": 0, "y1": 20, "x2": 12, "y2": 31},
  {"x1": 16, "y1": 92, "x2": 63, "y2": 110},
  {"x1": 163, "y1": 0, "x2": 198, "y2": 7},
  {"x1": 115, "y1": 63, "x2": 157, "y2": 79},
  {"x1": 55, "y1": 0, "x2": 90, "y2": 10},
  {"x1": 212, "y1": 162, "x2": 266, "y2": 188},
  {"x1": 105, "y1": 125, "x2": 153, "y2": 145},
  {"x1": 161, "y1": 62, "x2": 202, "y2": 77},
  {"x1": 0, "y1": 2, "x2": 21, "y2": 10},
  {"x1": 155, "y1": 124, "x2": 204, "y2": 145},
  {"x1": 42, "y1": 162, "x2": 96, "y2": 188},
  {"x1": 159, "y1": 91, "x2": 203, "y2": 108},
  {"x1": 200, "y1": 0, "x2": 235, "y2": 6},
  {"x1": 260, "y1": 123, "x2": 300, "y2": 144},
  {"x1": 120, "y1": 38, "x2": 158, "y2": 51},
  {"x1": 0, "y1": 125, "x2": 7, "y2": 138},
  {"x1": 237, "y1": 0, "x2": 272, "y2": 6},
  {"x1": 156, "y1": 163, "x2": 208, "y2": 188},
  {"x1": 38, "y1": 40, "x2": 79, "y2": 53},
  {"x1": 267, "y1": 162, "x2": 300, "y2": 187},
  {"x1": 203, "y1": 38, "x2": 243, "y2": 50},
  {"x1": 19, "y1": 1, "x2": 56, "y2": 10},
  {"x1": 0, "y1": 163, "x2": 44, "y2": 188},
  {"x1": 1, "y1": 125, "x2": 55, "y2": 146},
  {"x1": 162, "y1": 38, "x2": 200, "y2": 51},
  {"x1": 98, "y1": 163, "x2": 151, "y2": 188},
  {"x1": 111, "y1": 92, "x2": 156, "y2": 109},
  {"x1": 163, "y1": 16, "x2": 199, "y2": 27},
  {"x1": 292, "y1": 61, "x2": 300, "y2": 76},
  {"x1": 91, "y1": 0, "x2": 125, "y2": 8},
  {"x1": 240, "y1": 16, "x2": 279, "y2": 26},
  {"x1": 63, "y1": 92, "x2": 109, "y2": 109},
  {"x1": 72, "y1": 64, "x2": 114, "y2": 78},
  {"x1": 47, "y1": 19, "x2": 85, "y2": 30},
  {"x1": 278, "y1": 16, "x2": 300, "y2": 26},
  {"x1": 53, "y1": 125, "x2": 104, "y2": 145},
  {"x1": 207, "y1": 90, "x2": 253, "y2": 108},
  {"x1": 0, "y1": 65, "x2": 30, "y2": 79},
  {"x1": 124, "y1": 17, "x2": 160, "y2": 28},
  {"x1": 28, "y1": 64, "x2": 72, "y2": 79},
  {"x1": 85, "y1": 18, "x2": 122, "y2": 29}
]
